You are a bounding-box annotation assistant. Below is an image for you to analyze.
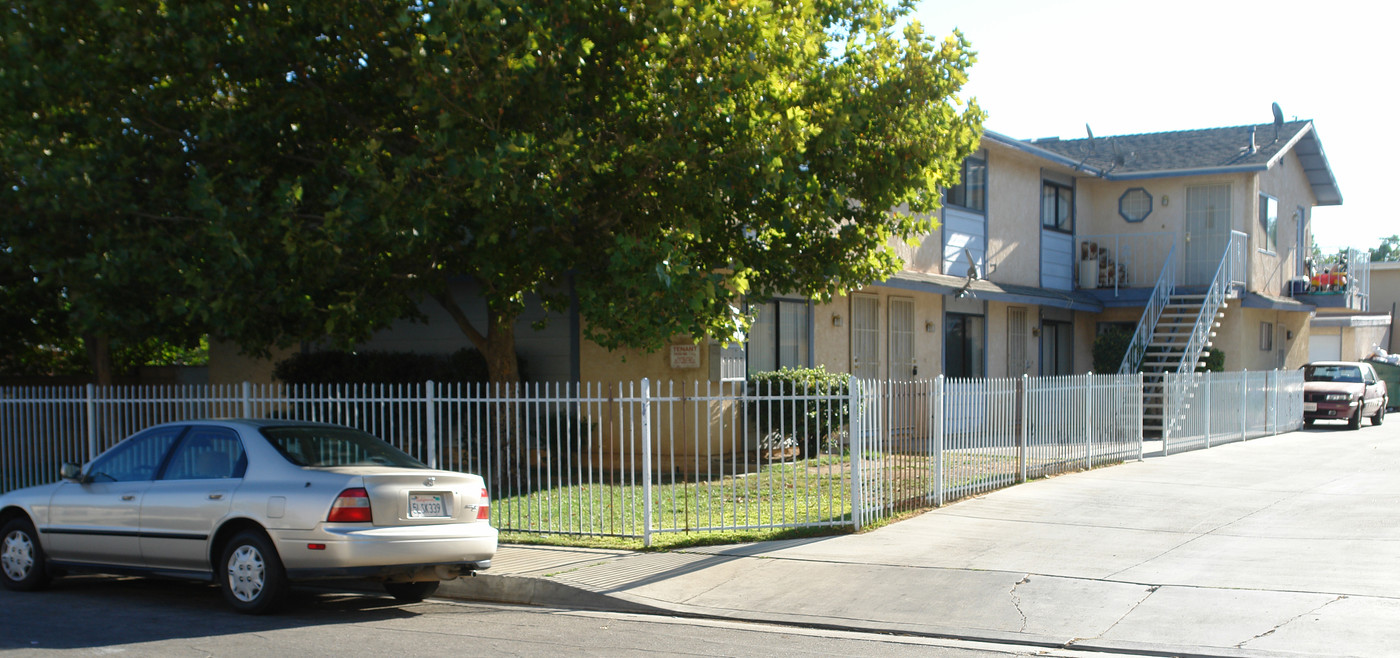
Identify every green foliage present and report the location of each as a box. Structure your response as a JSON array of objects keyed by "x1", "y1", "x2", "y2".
[
  {"x1": 1197, "y1": 349, "x2": 1225, "y2": 373},
  {"x1": 1, "y1": 1, "x2": 983, "y2": 384},
  {"x1": 1093, "y1": 328, "x2": 1135, "y2": 374},
  {"x1": 746, "y1": 367, "x2": 851, "y2": 456},
  {"x1": 272, "y1": 348, "x2": 520, "y2": 385},
  {"x1": 1370, "y1": 235, "x2": 1400, "y2": 262}
]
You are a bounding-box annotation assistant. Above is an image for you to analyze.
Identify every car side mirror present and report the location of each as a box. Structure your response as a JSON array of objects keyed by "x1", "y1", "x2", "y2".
[{"x1": 60, "y1": 462, "x2": 85, "y2": 482}]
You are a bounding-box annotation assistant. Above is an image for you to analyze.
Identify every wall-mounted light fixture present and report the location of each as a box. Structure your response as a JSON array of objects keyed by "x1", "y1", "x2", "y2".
[
  {"x1": 1286, "y1": 330, "x2": 1294, "y2": 340},
  {"x1": 832, "y1": 314, "x2": 843, "y2": 327},
  {"x1": 925, "y1": 321, "x2": 935, "y2": 333}
]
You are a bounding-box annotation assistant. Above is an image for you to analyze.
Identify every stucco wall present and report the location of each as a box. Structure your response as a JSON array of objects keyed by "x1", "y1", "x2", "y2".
[
  {"x1": 1368, "y1": 263, "x2": 1400, "y2": 353},
  {"x1": 1251, "y1": 151, "x2": 1319, "y2": 296},
  {"x1": 1215, "y1": 307, "x2": 1310, "y2": 372},
  {"x1": 982, "y1": 147, "x2": 1042, "y2": 288}
]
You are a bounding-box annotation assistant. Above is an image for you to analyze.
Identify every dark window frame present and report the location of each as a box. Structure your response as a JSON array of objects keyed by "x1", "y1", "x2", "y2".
[
  {"x1": 946, "y1": 156, "x2": 987, "y2": 213},
  {"x1": 745, "y1": 298, "x2": 813, "y2": 376},
  {"x1": 1041, "y1": 180, "x2": 1074, "y2": 233}
]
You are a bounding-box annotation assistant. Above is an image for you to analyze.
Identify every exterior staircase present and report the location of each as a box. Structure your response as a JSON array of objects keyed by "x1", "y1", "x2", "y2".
[
  {"x1": 1119, "y1": 231, "x2": 1246, "y2": 438},
  {"x1": 1139, "y1": 294, "x2": 1226, "y2": 436}
]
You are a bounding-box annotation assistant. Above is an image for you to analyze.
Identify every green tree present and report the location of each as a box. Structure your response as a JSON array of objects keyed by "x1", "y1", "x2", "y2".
[
  {"x1": 1370, "y1": 235, "x2": 1400, "y2": 262},
  {"x1": 2, "y1": 1, "x2": 983, "y2": 384}
]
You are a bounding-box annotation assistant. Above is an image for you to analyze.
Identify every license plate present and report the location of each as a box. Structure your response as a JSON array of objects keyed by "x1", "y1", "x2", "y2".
[
  {"x1": 409, "y1": 494, "x2": 447, "y2": 518},
  {"x1": 1303, "y1": 402, "x2": 1317, "y2": 412}
]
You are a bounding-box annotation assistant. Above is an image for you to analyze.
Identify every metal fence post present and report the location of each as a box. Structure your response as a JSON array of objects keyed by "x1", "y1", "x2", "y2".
[
  {"x1": 425, "y1": 380, "x2": 438, "y2": 469},
  {"x1": 850, "y1": 379, "x2": 864, "y2": 529},
  {"x1": 934, "y1": 376, "x2": 944, "y2": 507},
  {"x1": 1204, "y1": 372, "x2": 1212, "y2": 450},
  {"x1": 641, "y1": 378, "x2": 653, "y2": 547},
  {"x1": 1019, "y1": 374, "x2": 1029, "y2": 483},
  {"x1": 1137, "y1": 372, "x2": 1145, "y2": 461},
  {"x1": 1083, "y1": 372, "x2": 1093, "y2": 470},
  {"x1": 85, "y1": 383, "x2": 98, "y2": 461},
  {"x1": 1240, "y1": 369, "x2": 1248, "y2": 442},
  {"x1": 241, "y1": 381, "x2": 253, "y2": 419},
  {"x1": 1272, "y1": 370, "x2": 1280, "y2": 436}
]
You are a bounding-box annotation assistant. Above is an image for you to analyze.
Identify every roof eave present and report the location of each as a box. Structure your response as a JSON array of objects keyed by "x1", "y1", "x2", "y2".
[{"x1": 983, "y1": 131, "x2": 1106, "y2": 177}]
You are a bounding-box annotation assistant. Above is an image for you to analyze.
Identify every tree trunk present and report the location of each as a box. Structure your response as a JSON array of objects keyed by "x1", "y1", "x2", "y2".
[
  {"x1": 431, "y1": 291, "x2": 525, "y2": 491},
  {"x1": 85, "y1": 333, "x2": 114, "y2": 386}
]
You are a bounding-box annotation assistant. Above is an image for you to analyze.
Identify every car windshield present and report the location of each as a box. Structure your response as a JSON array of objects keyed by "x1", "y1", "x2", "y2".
[
  {"x1": 260, "y1": 426, "x2": 426, "y2": 468},
  {"x1": 1303, "y1": 365, "x2": 1362, "y2": 383}
]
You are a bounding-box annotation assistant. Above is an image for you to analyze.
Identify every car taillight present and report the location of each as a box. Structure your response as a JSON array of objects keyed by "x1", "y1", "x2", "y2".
[
  {"x1": 477, "y1": 487, "x2": 490, "y2": 521},
  {"x1": 328, "y1": 487, "x2": 372, "y2": 523}
]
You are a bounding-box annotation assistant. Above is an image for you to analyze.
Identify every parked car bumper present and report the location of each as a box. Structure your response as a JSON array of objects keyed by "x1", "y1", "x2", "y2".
[
  {"x1": 272, "y1": 522, "x2": 498, "y2": 579},
  {"x1": 1304, "y1": 399, "x2": 1358, "y2": 420}
]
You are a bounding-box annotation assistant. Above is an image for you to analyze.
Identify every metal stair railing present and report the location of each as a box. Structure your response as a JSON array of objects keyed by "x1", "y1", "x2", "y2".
[
  {"x1": 1164, "y1": 230, "x2": 1247, "y2": 436},
  {"x1": 1117, "y1": 241, "x2": 1177, "y2": 374}
]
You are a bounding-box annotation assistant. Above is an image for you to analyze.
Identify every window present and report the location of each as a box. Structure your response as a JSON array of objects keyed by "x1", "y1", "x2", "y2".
[
  {"x1": 946, "y1": 156, "x2": 986, "y2": 212},
  {"x1": 1118, "y1": 188, "x2": 1152, "y2": 222},
  {"x1": 1041, "y1": 180, "x2": 1073, "y2": 232},
  {"x1": 746, "y1": 299, "x2": 811, "y2": 375},
  {"x1": 1259, "y1": 194, "x2": 1278, "y2": 253},
  {"x1": 1260, "y1": 321, "x2": 1274, "y2": 351},
  {"x1": 86, "y1": 426, "x2": 184, "y2": 482},
  {"x1": 945, "y1": 312, "x2": 985, "y2": 378},
  {"x1": 162, "y1": 428, "x2": 246, "y2": 480}
]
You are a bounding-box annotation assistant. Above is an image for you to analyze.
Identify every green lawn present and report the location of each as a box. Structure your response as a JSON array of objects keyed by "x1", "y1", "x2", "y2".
[{"x1": 492, "y1": 448, "x2": 1076, "y2": 549}]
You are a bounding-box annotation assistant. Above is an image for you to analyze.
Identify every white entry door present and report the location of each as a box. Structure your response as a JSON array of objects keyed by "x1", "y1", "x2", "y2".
[
  {"x1": 1185, "y1": 184, "x2": 1231, "y2": 286},
  {"x1": 888, "y1": 298, "x2": 915, "y2": 380},
  {"x1": 852, "y1": 295, "x2": 880, "y2": 379}
]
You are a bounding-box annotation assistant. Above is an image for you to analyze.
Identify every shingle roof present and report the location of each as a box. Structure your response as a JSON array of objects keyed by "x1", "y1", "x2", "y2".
[{"x1": 985, "y1": 120, "x2": 1342, "y2": 206}]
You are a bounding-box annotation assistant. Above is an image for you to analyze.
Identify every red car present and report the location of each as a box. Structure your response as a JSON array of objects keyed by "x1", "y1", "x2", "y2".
[{"x1": 1303, "y1": 361, "x2": 1387, "y2": 429}]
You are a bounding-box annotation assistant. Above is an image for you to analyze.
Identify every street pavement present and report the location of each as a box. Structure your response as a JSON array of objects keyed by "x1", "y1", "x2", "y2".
[{"x1": 442, "y1": 421, "x2": 1400, "y2": 657}]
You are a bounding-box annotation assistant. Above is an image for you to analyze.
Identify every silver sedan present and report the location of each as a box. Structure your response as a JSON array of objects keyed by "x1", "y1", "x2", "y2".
[{"x1": 0, "y1": 419, "x2": 496, "y2": 613}]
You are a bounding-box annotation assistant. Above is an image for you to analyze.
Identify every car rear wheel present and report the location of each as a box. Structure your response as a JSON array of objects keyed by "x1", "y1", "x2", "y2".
[
  {"x1": 1, "y1": 517, "x2": 51, "y2": 592},
  {"x1": 384, "y1": 580, "x2": 440, "y2": 603},
  {"x1": 1372, "y1": 402, "x2": 1386, "y2": 426},
  {"x1": 219, "y1": 530, "x2": 287, "y2": 614}
]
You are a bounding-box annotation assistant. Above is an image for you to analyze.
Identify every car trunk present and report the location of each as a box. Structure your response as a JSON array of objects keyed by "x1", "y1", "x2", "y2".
[{"x1": 343, "y1": 470, "x2": 488, "y2": 527}]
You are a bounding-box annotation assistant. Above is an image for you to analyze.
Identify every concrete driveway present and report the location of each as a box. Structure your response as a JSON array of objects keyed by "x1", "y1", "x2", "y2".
[{"x1": 449, "y1": 420, "x2": 1400, "y2": 657}]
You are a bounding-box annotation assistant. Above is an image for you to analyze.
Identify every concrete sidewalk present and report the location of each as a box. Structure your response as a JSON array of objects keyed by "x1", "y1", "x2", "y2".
[{"x1": 441, "y1": 423, "x2": 1400, "y2": 657}]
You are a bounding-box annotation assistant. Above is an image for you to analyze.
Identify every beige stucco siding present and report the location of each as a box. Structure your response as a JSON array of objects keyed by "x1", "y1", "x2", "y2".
[
  {"x1": 1251, "y1": 152, "x2": 1320, "y2": 296},
  {"x1": 1214, "y1": 306, "x2": 1310, "y2": 371},
  {"x1": 982, "y1": 148, "x2": 1042, "y2": 287}
]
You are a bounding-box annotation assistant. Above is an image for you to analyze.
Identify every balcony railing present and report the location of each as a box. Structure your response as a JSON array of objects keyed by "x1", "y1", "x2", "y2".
[
  {"x1": 1303, "y1": 248, "x2": 1370, "y2": 311},
  {"x1": 1076, "y1": 233, "x2": 1175, "y2": 295}
]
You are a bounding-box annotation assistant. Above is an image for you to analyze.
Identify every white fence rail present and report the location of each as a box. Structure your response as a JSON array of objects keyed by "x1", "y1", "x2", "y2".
[
  {"x1": 1163, "y1": 370, "x2": 1304, "y2": 455},
  {"x1": 3, "y1": 371, "x2": 1298, "y2": 544}
]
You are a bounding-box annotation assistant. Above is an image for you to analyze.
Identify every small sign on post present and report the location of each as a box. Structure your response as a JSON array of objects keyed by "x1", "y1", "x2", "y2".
[{"x1": 670, "y1": 344, "x2": 700, "y2": 369}]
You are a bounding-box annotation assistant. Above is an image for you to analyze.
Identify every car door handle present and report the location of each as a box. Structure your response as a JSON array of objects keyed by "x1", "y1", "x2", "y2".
[
  {"x1": 121, "y1": 494, "x2": 136, "y2": 501},
  {"x1": 208, "y1": 493, "x2": 224, "y2": 500}
]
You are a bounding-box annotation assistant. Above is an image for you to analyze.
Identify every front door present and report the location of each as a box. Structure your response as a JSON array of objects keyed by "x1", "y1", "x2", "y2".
[
  {"x1": 1007, "y1": 307, "x2": 1029, "y2": 376},
  {"x1": 140, "y1": 426, "x2": 244, "y2": 572},
  {"x1": 888, "y1": 298, "x2": 915, "y2": 380},
  {"x1": 1185, "y1": 184, "x2": 1231, "y2": 286},
  {"x1": 852, "y1": 294, "x2": 880, "y2": 379},
  {"x1": 44, "y1": 426, "x2": 185, "y2": 566}
]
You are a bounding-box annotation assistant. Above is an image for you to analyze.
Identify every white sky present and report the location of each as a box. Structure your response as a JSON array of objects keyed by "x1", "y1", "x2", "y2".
[{"x1": 910, "y1": 0, "x2": 1395, "y2": 255}]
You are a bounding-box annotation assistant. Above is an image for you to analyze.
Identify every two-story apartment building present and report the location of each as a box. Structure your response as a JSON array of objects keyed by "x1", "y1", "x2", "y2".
[{"x1": 210, "y1": 116, "x2": 1351, "y2": 391}]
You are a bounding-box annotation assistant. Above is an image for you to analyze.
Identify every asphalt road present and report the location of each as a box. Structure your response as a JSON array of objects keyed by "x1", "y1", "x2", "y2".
[{"x1": 0, "y1": 575, "x2": 1118, "y2": 657}]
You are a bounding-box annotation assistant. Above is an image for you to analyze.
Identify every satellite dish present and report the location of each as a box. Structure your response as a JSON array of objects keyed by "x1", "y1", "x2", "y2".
[
  {"x1": 1272, "y1": 102, "x2": 1284, "y2": 142},
  {"x1": 962, "y1": 247, "x2": 980, "y2": 280}
]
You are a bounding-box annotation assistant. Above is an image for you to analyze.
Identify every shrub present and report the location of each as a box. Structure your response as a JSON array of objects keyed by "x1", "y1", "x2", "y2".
[
  {"x1": 1093, "y1": 327, "x2": 1134, "y2": 373},
  {"x1": 745, "y1": 367, "x2": 851, "y2": 458},
  {"x1": 1198, "y1": 348, "x2": 1225, "y2": 373}
]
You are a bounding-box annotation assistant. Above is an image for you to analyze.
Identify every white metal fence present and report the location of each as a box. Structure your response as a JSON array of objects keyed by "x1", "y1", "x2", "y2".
[
  {"x1": 2, "y1": 371, "x2": 1296, "y2": 544},
  {"x1": 1163, "y1": 370, "x2": 1305, "y2": 455}
]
